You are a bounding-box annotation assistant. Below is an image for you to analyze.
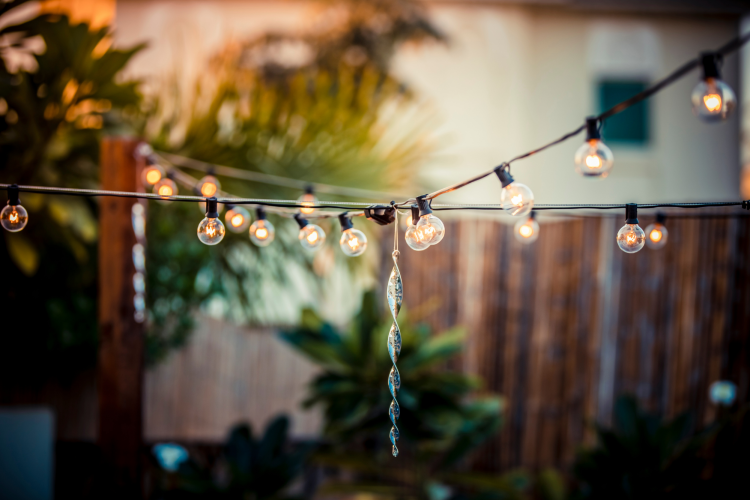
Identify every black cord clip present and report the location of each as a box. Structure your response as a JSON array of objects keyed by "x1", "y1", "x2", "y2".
[{"x1": 364, "y1": 205, "x2": 396, "y2": 226}]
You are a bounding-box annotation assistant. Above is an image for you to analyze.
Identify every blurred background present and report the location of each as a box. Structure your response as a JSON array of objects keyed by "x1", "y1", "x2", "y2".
[{"x1": 1, "y1": 0, "x2": 750, "y2": 499}]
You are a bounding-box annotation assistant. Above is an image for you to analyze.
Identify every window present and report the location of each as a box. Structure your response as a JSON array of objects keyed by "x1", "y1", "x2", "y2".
[{"x1": 598, "y1": 80, "x2": 649, "y2": 145}]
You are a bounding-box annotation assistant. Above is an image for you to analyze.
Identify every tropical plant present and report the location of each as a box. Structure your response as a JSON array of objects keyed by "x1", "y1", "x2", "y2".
[
  {"x1": 0, "y1": 3, "x2": 143, "y2": 377},
  {"x1": 161, "y1": 416, "x2": 314, "y2": 499},
  {"x1": 280, "y1": 291, "x2": 517, "y2": 500}
]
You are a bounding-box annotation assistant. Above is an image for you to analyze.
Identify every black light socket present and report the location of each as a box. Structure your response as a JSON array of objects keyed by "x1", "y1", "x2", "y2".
[
  {"x1": 410, "y1": 205, "x2": 419, "y2": 225},
  {"x1": 339, "y1": 213, "x2": 354, "y2": 232},
  {"x1": 205, "y1": 197, "x2": 219, "y2": 218},
  {"x1": 585, "y1": 116, "x2": 601, "y2": 141},
  {"x1": 701, "y1": 52, "x2": 721, "y2": 80},
  {"x1": 256, "y1": 207, "x2": 267, "y2": 220},
  {"x1": 529, "y1": 211, "x2": 536, "y2": 220},
  {"x1": 364, "y1": 205, "x2": 396, "y2": 226},
  {"x1": 656, "y1": 212, "x2": 666, "y2": 225},
  {"x1": 8, "y1": 184, "x2": 20, "y2": 206},
  {"x1": 304, "y1": 185, "x2": 314, "y2": 195},
  {"x1": 494, "y1": 165, "x2": 514, "y2": 188},
  {"x1": 294, "y1": 213, "x2": 309, "y2": 229},
  {"x1": 416, "y1": 195, "x2": 432, "y2": 216},
  {"x1": 146, "y1": 155, "x2": 158, "y2": 166},
  {"x1": 166, "y1": 171, "x2": 175, "y2": 180},
  {"x1": 625, "y1": 203, "x2": 639, "y2": 224}
]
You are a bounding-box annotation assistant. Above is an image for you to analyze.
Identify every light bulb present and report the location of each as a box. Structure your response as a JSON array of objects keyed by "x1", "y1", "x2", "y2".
[
  {"x1": 197, "y1": 198, "x2": 225, "y2": 245},
  {"x1": 154, "y1": 178, "x2": 178, "y2": 200},
  {"x1": 297, "y1": 188, "x2": 318, "y2": 215},
  {"x1": 645, "y1": 214, "x2": 668, "y2": 250},
  {"x1": 225, "y1": 206, "x2": 250, "y2": 233},
  {"x1": 1, "y1": 202, "x2": 28, "y2": 232},
  {"x1": 249, "y1": 219, "x2": 275, "y2": 247},
  {"x1": 198, "y1": 175, "x2": 220, "y2": 197},
  {"x1": 415, "y1": 214, "x2": 445, "y2": 245},
  {"x1": 617, "y1": 224, "x2": 645, "y2": 253},
  {"x1": 514, "y1": 215, "x2": 539, "y2": 244},
  {"x1": 141, "y1": 161, "x2": 165, "y2": 186},
  {"x1": 405, "y1": 225, "x2": 429, "y2": 251},
  {"x1": 692, "y1": 53, "x2": 736, "y2": 122},
  {"x1": 338, "y1": 214, "x2": 367, "y2": 257},
  {"x1": 495, "y1": 166, "x2": 534, "y2": 217},
  {"x1": 295, "y1": 214, "x2": 325, "y2": 251},
  {"x1": 340, "y1": 228, "x2": 367, "y2": 256},
  {"x1": 575, "y1": 117, "x2": 613, "y2": 178}
]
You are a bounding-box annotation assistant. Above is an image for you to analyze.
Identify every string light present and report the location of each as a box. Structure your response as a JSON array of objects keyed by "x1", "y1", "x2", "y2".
[
  {"x1": 141, "y1": 156, "x2": 165, "y2": 186},
  {"x1": 574, "y1": 117, "x2": 614, "y2": 178},
  {"x1": 197, "y1": 174, "x2": 221, "y2": 198},
  {"x1": 645, "y1": 212, "x2": 668, "y2": 250},
  {"x1": 338, "y1": 213, "x2": 368, "y2": 257},
  {"x1": 692, "y1": 53, "x2": 736, "y2": 122},
  {"x1": 224, "y1": 205, "x2": 250, "y2": 233},
  {"x1": 249, "y1": 207, "x2": 275, "y2": 247},
  {"x1": 1, "y1": 185, "x2": 28, "y2": 232},
  {"x1": 197, "y1": 197, "x2": 226, "y2": 245},
  {"x1": 514, "y1": 212, "x2": 539, "y2": 244},
  {"x1": 405, "y1": 205, "x2": 429, "y2": 251},
  {"x1": 617, "y1": 204, "x2": 646, "y2": 254},
  {"x1": 297, "y1": 186, "x2": 318, "y2": 215},
  {"x1": 414, "y1": 196, "x2": 445, "y2": 246},
  {"x1": 494, "y1": 165, "x2": 534, "y2": 216},
  {"x1": 294, "y1": 213, "x2": 326, "y2": 251}
]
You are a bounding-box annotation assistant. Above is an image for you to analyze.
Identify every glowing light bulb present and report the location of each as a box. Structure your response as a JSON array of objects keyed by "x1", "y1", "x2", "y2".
[
  {"x1": 338, "y1": 214, "x2": 368, "y2": 257},
  {"x1": 295, "y1": 214, "x2": 326, "y2": 251},
  {"x1": 645, "y1": 214, "x2": 668, "y2": 250},
  {"x1": 692, "y1": 53, "x2": 736, "y2": 122},
  {"x1": 198, "y1": 175, "x2": 220, "y2": 198},
  {"x1": 224, "y1": 206, "x2": 250, "y2": 233},
  {"x1": 1, "y1": 200, "x2": 28, "y2": 232},
  {"x1": 616, "y1": 204, "x2": 645, "y2": 254},
  {"x1": 142, "y1": 161, "x2": 165, "y2": 186},
  {"x1": 575, "y1": 117, "x2": 614, "y2": 178},
  {"x1": 514, "y1": 214, "x2": 539, "y2": 244},
  {"x1": 297, "y1": 187, "x2": 318, "y2": 215},
  {"x1": 414, "y1": 196, "x2": 445, "y2": 245},
  {"x1": 197, "y1": 198, "x2": 225, "y2": 245},
  {"x1": 154, "y1": 178, "x2": 178, "y2": 200},
  {"x1": 495, "y1": 167, "x2": 534, "y2": 217},
  {"x1": 404, "y1": 206, "x2": 429, "y2": 251},
  {"x1": 249, "y1": 208, "x2": 275, "y2": 247}
]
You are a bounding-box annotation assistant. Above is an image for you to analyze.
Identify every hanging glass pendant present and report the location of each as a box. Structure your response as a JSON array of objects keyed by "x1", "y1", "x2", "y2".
[{"x1": 386, "y1": 248, "x2": 403, "y2": 457}]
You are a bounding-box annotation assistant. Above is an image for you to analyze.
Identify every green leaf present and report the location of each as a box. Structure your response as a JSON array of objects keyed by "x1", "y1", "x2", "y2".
[{"x1": 6, "y1": 233, "x2": 39, "y2": 275}]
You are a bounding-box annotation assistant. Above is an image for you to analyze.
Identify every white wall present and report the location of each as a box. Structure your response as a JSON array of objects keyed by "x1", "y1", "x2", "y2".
[{"x1": 114, "y1": 1, "x2": 741, "y2": 207}]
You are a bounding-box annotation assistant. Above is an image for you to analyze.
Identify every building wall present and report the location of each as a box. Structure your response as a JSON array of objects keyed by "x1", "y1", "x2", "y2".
[{"x1": 114, "y1": 1, "x2": 742, "y2": 208}]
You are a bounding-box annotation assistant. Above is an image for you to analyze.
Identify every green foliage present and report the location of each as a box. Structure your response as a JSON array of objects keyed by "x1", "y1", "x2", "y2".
[
  {"x1": 280, "y1": 291, "x2": 513, "y2": 500},
  {"x1": 167, "y1": 416, "x2": 314, "y2": 499},
  {"x1": 0, "y1": 5, "x2": 143, "y2": 377}
]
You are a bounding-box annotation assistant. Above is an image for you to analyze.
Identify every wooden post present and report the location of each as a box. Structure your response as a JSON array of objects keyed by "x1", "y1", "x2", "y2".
[{"x1": 98, "y1": 137, "x2": 145, "y2": 496}]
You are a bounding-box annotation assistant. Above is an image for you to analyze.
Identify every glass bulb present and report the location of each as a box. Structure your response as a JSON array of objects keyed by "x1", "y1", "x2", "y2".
[
  {"x1": 405, "y1": 224, "x2": 430, "y2": 251},
  {"x1": 297, "y1": 193, "x2": 318, "y2": 215},
  {"x1": 1, "y1": 203, "x2": 28, "y2": 232},
  {"x1": 574, "y1": 139, "x2": 614, "y2": 178},
  {"x1": 415, "y1": 214, "x2": 445, "y2": 245},
  {"x1": 644, "y1": 222, "x2": 668, "y2": 250},
  {"x1": 299, "y1": 224, "x2": 326, "y2": 251},
  {"x1": 154, "y1": 179, "x2": 178, "y2": 201},
  {"x1": 616, "y1": 223, "x2": 646, "y2": 254},
  {"x1": 142, "y1": 164, "x2": 164, "y2": 186},
  {"x1": 340, "y1": 228, "x2": 368, "y2": 257},
  {"x1": 249, "y1": 219, "x2": 275, "y2": 247},
  {"x1": 198, "y1": 175, "x2": 220, "y2": 197},
  {"x1": 691, "y1": 78, "x2": 736, "y2": 122},
  {"x1": 225, "y1": 206, "x2": 250, "y2": 233},
  {"x1": 514, "y1": 217, "x2": 539, "y2": 244},
  {"x1": 197, "y1": 217, "x2": 225, "y2": 245},
  {"x1": 500, "y1": 182, "x2": 534, "y2": 216}
]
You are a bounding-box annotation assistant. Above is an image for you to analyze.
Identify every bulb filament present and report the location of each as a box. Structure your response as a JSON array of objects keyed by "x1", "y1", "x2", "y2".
[
  {"x1": 348, "y1": 237, "x2": 359, "y2": 250},
  {"x1": 231, "y1": 214, "x2": 244, "y2": 227},
  {"x1": 307, "y1": 231, "x2": 318, "y2": 244},
  {"x1": 256, "y1": 227, "x2": 268, "y2": 239},
  {"x1": 519, "y1": 224, "x2": 533, "y2": 238},
  {"x1": 145, "y1": 169, "x2": 161, "y2": 184},
  {"x1": 9, "y1": 212, "x2": 18, "y2": 224},
  {"x1": 206, "y1": 224, "x2": 216, "y2": 237},
  {"x1": 511, "y1": 194, "x2": 524, "y2": 206},
  {"x1": 158, "y1": 186, "x2": 173, "y2": 196},
  {"x1": 626, "y1": 232, "x2": 637, "y2": 245},
  {"x1": 585, "y1": 154, "x2": 602, "y2": 168},
  {"x1": 649, "y1": 229, "x2": 662, "y2": 243},
  {"x1": 704, "y1": 93, "x2": 722, "y2": 112}
]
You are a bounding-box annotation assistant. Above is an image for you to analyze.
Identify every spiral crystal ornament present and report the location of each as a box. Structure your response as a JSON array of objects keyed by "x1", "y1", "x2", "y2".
[{"x1": 386, "y1": 249, "x2": 403, "y2": 457}]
